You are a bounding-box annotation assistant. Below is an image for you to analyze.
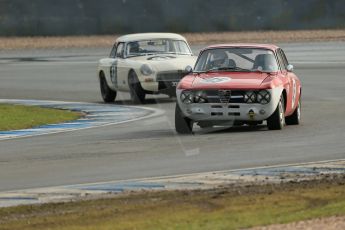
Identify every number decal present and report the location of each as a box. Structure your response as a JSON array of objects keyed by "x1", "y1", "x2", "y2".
[
  {"x1": 200, "y1": 77, "x2": 232, "y2": 84},
  {"x1": 110, "y1": 62, "x2": 118, "y2": 88}
]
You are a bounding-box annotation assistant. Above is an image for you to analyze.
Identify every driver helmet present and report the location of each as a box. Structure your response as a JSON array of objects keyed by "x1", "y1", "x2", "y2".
[
  {"x1": 129, "y1": 42, "x2": 140, "y2": 53},
  {"x1": 211, "y1": 50, "x2": 228, "y2": 67}
]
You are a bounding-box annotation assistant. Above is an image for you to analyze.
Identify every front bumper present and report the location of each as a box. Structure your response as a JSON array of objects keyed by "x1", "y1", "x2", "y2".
[
  {"x1": 140, "y1": 81, "x2": 178, "y2": 95},
  {"x1": 139, "y1": 71, "x2": 188, "y2": 94},
  {"x1": 176, "y1": 88, "x2": 283, "y2": 122}
]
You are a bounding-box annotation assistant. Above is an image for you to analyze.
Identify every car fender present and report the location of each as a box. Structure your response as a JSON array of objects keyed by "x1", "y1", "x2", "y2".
[{"x1": 98, "y1": 58, "x2": 117, "y2": 91}]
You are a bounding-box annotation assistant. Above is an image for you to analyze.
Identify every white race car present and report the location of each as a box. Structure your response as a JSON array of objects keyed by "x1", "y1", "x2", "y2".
[{"x1": 98, "y1": 33, "x2": 196, "y2": 103}]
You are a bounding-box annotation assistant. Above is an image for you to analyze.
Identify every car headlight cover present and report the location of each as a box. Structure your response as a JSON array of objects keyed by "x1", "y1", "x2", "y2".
[
  {"x1": 244, "y1": 91, "x2": 257, "y2": 103},
  {"x1": 181, "y1": 90, "x2": 193, "y2": 104},
  {"x1": 140, "y1": 64, "x2": 153, "y2": 76},
  {"x1": 257, "y1": 90, "x2": 271, "y2": 104},
  {"x1": 181, "y1": 90, "x2": 208, "y2": 104},
  {"x1": 194, "y1": 91, "x2": 207, "y2": 103}
]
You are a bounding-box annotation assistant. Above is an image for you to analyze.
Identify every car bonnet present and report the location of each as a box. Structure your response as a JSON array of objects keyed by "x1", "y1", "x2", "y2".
[{"x1": 189, "y1": 72, "x2": 274, "y2": 90}]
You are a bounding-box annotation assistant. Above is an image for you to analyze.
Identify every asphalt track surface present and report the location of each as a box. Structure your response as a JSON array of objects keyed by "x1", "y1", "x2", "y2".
[{"x1": 0, "y1": 42, "x2": 345, "y2": 192}]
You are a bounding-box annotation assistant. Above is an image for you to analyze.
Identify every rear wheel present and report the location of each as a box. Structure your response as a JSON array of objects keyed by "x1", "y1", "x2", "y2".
[
  {"x1": 100, "y1": 73, "x2": 116, "y2": 103},
  {"x1": 128, "y1": 71, "x2": 146, "y2": 104},
  {"x1": 286, "y1": 98, "x2": 301, "y2": 125},
  {"x1": 175, "y1": 103, "x2": 193, "y2": 134},
  {"x1": 267, "y1": 96, "x2": 285, "y2": 130}
]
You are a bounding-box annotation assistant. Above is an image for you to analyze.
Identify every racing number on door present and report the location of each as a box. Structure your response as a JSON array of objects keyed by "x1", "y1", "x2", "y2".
[{"x1": 110, "y1": 60, "x2": 118, "y2": 88}]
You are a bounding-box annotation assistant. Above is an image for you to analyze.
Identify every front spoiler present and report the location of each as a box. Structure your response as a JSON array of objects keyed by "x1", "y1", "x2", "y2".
[{"x1": 176, "y1": 88, "x2": 283, "y2": 122}]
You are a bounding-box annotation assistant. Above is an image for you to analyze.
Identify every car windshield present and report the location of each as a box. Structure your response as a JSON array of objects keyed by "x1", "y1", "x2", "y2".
[
  {"x1": 125, "y1": 39, "x2": 192, "y2": 57},
  {"x1": 194, "y1": 48, "x2": 279, "y2": 73}
]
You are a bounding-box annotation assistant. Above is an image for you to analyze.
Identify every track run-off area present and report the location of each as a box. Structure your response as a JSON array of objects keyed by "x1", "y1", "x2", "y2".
[{"x1": 0, "y1": 42, "x2": 345, "y2": 194}]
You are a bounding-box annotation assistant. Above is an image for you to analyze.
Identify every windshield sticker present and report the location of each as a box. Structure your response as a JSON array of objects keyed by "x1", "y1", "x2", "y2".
[{"x1": 199, "y1": 77, "x2": 231, "y2": 84}]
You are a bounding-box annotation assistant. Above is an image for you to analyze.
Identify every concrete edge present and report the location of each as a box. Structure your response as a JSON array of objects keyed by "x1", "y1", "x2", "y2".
[{"x1": 1, "y1": 159, "x2": 344, "y2": 207}]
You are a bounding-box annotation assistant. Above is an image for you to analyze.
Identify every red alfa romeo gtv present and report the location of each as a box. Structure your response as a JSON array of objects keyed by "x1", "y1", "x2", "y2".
[{"x1": 175, "y1": 44, "x2": 301, "y2": 134}]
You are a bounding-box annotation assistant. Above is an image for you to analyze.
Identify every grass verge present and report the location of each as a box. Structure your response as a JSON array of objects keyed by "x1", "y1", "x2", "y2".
[
  {"x1": 0, "y1": 29, "x2": 344, "y2": 50},
  {"x1": 0, "y1": 176, "x2": 345, "y2": 230},
  {"x1": 0, "y1": 104, "x2": 81, "y2": 131}
]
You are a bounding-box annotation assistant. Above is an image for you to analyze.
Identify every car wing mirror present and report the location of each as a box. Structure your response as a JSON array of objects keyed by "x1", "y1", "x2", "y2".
[
  {"x1": 287, "y1": 64, "x2": 294, "y2": 72},
  {"x1": 185, "y1": 65, "x2": 193, "y2": 73}
]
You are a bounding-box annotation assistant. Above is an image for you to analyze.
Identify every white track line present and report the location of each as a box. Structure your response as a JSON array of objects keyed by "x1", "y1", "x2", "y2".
[{"x1": 0, "y1": 99, "x2": 165, "y2": 141}]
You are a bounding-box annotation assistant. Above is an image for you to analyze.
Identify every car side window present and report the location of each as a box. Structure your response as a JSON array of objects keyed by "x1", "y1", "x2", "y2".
[
  {"x1": 109, "y1": 43, "x2": 117, "y2": 58},
  {"x1": 279, "y1": 49, "x2": 289, "y2": 69},
  {"x1": 276, "y1": 50, "x2": 286, "y2": 70},
  {"x1": 116, "y1": 43, "x2": 125, "y2": 58}
]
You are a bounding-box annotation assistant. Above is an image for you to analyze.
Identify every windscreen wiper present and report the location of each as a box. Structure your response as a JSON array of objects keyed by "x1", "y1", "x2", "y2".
[
  {"x1": 216, "y1": 66, "x2": 253, "y2": 72},
  {"x1": 127, "y1": 53, "x2": 147, "y2": 57},
  {"x1": 193, "y1": 67, "x2": 232, "y2": 74},
  {"x1": 194, "y1": 67, "x2": 252, "y2": 74}
]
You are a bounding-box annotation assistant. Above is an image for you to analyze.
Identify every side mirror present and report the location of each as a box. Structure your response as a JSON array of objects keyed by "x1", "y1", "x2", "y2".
[
  {"x1": 287, "y1": 64, "x2": 294, "y2": 72},
  {"x1": 185, "y1": 65, "x2": 193, "y2": 73}
]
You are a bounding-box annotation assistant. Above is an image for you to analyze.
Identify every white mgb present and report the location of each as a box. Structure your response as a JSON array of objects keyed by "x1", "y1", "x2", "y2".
[{"x1": 98, "y1": 33, "x2": 196, "y2": 103}]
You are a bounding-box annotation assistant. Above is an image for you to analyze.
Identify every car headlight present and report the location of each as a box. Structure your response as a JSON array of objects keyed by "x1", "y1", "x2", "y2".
[
  {"x1": 194, "y1": 91, "x2": 207, "y2": 103},
  {"x1": 140, "y1": 64, "x2": 153, "y2": 76},
  {"x1": 244, "y1": 91, "x2": 257, "y2": 103},
  {"x1": 257, "y1": 90, "x2": 271, "y2": 104},
  {"x1": 180, "y1": 90, "x2": 208, "y2": 104},
  {"x1": 181, "y1": 90, "x2": 193, "y2": 104}
]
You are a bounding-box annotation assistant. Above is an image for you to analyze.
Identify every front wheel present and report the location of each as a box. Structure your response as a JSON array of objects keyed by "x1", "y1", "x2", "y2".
[
  {"x1": 286, "y1": 98, "x2": 301, "y2": 125},
  {"x1": 175, "y1": 104, "x2": 193, "y2": 134},
  {"x1": 128, "y1": 71, "x2": 146, "y2": 104},
  {"x1": 100, "y1": 74, "x2": 116, "y2": 103},
  {"x1": 267, "y1": 96, "x2": 285, "y2": 130}
]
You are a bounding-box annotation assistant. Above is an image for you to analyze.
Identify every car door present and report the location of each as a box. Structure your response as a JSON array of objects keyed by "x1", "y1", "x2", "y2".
[
  {"x1": 98, "y1": 43, "x2": 120, "y2": 91},
  {"x1": 278, "y1": 49, "x2": 297, "y2": 114},
  {"x1": 113, "y1": 43, "x2": 131, "y2": 91},
  {"x1": 109, "y1": 42, "x2": 125, "y2": 90}
]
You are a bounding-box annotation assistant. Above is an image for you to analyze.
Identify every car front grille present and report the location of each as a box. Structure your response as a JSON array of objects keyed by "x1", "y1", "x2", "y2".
[
  {"x1": 156, "y1": 71, "x2": 188, "y2": 82},
  {"x1": 205, "y1": 90, "x2": 245, "y2": 103},
  {"x1": 218, "y1": 90, "x2": 232, "y2": 103}
]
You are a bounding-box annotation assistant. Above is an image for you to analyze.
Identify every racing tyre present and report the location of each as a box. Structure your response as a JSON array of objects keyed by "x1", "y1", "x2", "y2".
[
  {"x1": 267, "y1": 96, "x2": 285, "y2": 130},
  {"x1": 100, "y1": 74, "x2": 116, "y2": 103},
  {"x1": 175, "y1": 103, "x2": 193, "y2": 134},
  {"x1": 286, "y1": 98, "x2": 301, "y2": 125},
  {"x1": 129, "y1": 71, "x2": 146, "y2": 104}
]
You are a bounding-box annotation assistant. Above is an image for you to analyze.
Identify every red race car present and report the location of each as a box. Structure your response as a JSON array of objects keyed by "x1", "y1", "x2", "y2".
[{"x1": 175, "y1": 44, "x2": 301, "y2": 134}]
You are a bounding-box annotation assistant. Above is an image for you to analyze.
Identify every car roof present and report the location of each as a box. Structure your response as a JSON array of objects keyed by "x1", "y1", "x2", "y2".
[
  {"x1": 116, "y1": 33, "x2": 187, "y2": 43},
  {"x1": 202, "y1": 43, "x2": 279, "y2": 52}
]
